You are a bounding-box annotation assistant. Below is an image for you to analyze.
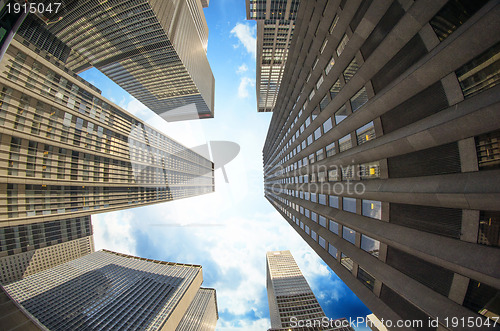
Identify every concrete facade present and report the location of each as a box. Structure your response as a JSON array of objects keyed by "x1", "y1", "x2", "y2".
[
  {"x1": 0, "y1": 38, "x2": 214, "y2": 227},
  {"x1": 263, "y1": 0, "x2": 500, "y2": 330}
]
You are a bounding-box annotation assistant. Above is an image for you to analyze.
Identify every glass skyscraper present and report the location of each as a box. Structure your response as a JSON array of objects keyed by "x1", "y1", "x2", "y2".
[
  {"x1": 16, "y1": 0, "x2": 215, "y2": 121},
  {"x1": 263, "y1": 0, "x2": 500, "y2": 329},
  {"x1": 2, "y1": 250, "x2": 218, "y2": 330}
]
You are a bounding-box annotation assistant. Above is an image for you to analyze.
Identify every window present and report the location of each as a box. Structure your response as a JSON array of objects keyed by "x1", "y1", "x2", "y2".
[
  {"x1": 325, "y1": 56, "x2": 335, "y2": 75},
  {"x1": 316, "y1": 148, "x2": 324, "y2": 161},
  {"x1": 362, "y1": 200, "x2": 382, "y2": 219},
  {"x1": 361, "y1": 234, "x2": 380, "y2": 257},
  {"x1": 323, "y1": 118, "x2": 333, "y2": 133},
  {"x1": 341, "y1": 253, "x2": 353, "y2": 271},
  {"x1": 328, "y1": 244, "x2": 338, "y2": 258},
  {"x1": 319, "y1": 236, "x2": 326, "y2": 248},
  {"x1": 337, "y1": 34, "x2": 349, "y2": 56},
  {"x1": 316, "y1": 75, "x2": 324, "y2": 89},
  {"x1": 334, "y1": 105, "x2": 348, "y2": 124},
  {"x1": 319, "y1": 215, "x2": 327, "y2": 227},
  {"x1": 358, "y1": 267, "x2": 375, "y2": 291},
  {"x1": 311, "y1": 230, "x2": 318, "y2": 241},
  {"x1": 343, "y1": 58, "x2": 359, "y2": 83},
  {"x1": 329, "y1": 15, "x2": 339, "y2": 34},
  {"x1": 359, "y1": 161, "x2": 380, "y2": 179},
  {"x1": 338, "y1": 134, "x2": 352, "y2": 152},
  {"x1": 356, "y1": 121, "x2": 376, "y2": 145},
  {"x1": 343, "y1": 226, "x2": 356, "y2": 244},
  {"x1": 319, "y1": 95, "x2": 330, "y2": 110},
  {"x1": 328, "y1": 196, "x2": 339, "y2": 209},
  {"x1": 309, "y1": 89, "x2": 315, "y2": 101},
  {"x1": 305, "y1": 225, "x2": 310, "y2": 235},
  {"x1": 328, "y1": 168, "x2": 340, "y2": 182},
  {"x1": 343, "y1": 197, "x2": 356, "y2": 213},
  {"x1": 350, "y1": 86, "x2": 368, "y2": 112},
  {"x1": 307, "y1": 134, "x2": 314, "y2": 145},
  {"x1": 329, "y1": 219, "x2": 339, "y2": 234},
  {"x1": 326, "y1": 142, "x2": 336, "y2": 157},
  {"x1": 311, "y1": 194, "x2": 317, "y2": 204},
  {"x1": 330, "y1": 79, "x2": 341, "y2": 99},
  {"x1": 314, "y1": 127, "x2": 322, "y2": 140}
]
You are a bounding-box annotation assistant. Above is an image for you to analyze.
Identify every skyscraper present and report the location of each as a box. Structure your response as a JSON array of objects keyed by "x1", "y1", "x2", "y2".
[
  {"x1": 266, "y1": 250, "x2": 352, "y2": 331},
  {"x1": 263, "y1": 0, "x2": 500, "y2": 329},
  {"x1": 0, "y1": 216, "x2": 94, "y2": 284},
  {"x1": 0, "y1": 37, "x2": 214, "y2": 225},
  {"x1": 246, "y1": 0, "x2": 299, "y2": 112},
  {"x1": 2, "y1": 249, "x2": 218, "y2": 330},
  {"x1": 176, "y1": 287, "x2": 218, "y2": 331},
  {"x1": 16, "y1": 0, "x2": 215, "y2": 121}
]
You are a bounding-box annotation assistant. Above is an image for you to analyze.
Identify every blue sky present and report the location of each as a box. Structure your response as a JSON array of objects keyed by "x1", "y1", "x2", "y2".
[{"x1": 80, "y1": 1, "x2": 371, "y2": 330}]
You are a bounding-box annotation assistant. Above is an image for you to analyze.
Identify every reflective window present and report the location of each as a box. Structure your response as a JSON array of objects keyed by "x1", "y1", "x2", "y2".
[
  {"x1": 319, "y1": 194, "x2": 327, "y2": 206},
  {"x1": 314, "y1": 127, "x2": 322, "y2": 140},
  {"x1": 319, "y1": 236, "x2": 326, "y2": 248},
  {"x1": 316, "y1": 75, "x2": 324, "y2": 90},
  {"x1": 319, "y1": 215, "x2": 327, "y2": 227},
  {"x1": 359, "y1": 161, "x2": 380, "y2": 179},
  {"x1": 356, "y1": 121, "x2": 376, "y2": 145},
  {"x1": 329, "y1": 195, "x2": 339, "y2": 208},
  {"x1": 338, "y1": 134, "x2": 352, "y2": 152},
  {"x1": 343, "y1": 197, "x2": 357, "y2": 213},
  {"x1": 361, "y1": 234, "x2": 380, "y2": 257},
  {"x1": 328, "y1": 169, "x2": 340, "y2": 182},
  {"x1": 305, "y1": 225, "x2": 310, "y2": 235},
  {"x1": 362, "y1": 200, "x2": 382, "y2": 219},
  {"x1": 341, "y1": 253, "x2": 353, "y2": 271},
  {"x1": 311, "y1": 230, "x2": 318, "y2": 241},
  {"x1": 320, "y1": 95, "x2": 330, "y2": 110},
  {"x1": 358, "y1": 267, "x2": 375, "y2": 291},
  {"x1": 337, "y1": 34, "x2": 349, "y2": 56},
  {"x1": 335, "y1": 105, "x2": 348, "y2": 124},
  {"x1": 350, "y1": 86, "x2": 369, "y2": 112},
  {"x1": 325, "y1": 56, "x2": 335, "y2": 75},
  {"x1": 329, "y1": 219, "x2": 339, "y2": 234},
  {"x1": 326, "y1": 142, "x2": 336, "y2": 157},
  {"x1": 343, "y1": 226, "x2": 356, "y2": 244},
  {"x1": 328, "y1": 244, "x2": 338, "y2": 258},
  {"x1": 330, "y1": 79, "x2": 341, "y2": 100},
  {"x1": 323, "y1": 118, "x2": 333, "y2": 133},
  {"x1": 343, "y1": 58, "x2": 359, "y2": 83}
]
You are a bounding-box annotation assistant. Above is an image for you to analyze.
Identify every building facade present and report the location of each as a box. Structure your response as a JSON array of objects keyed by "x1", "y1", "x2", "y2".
[
  {"x1": 0, "y1": 37, "x2": 214, "y2": 227},
  {"x1": 0, "y1": 215, "x2": 94, "y2": 284},
  {"x1": 263, "y1": 0, "x2": 500, "y2": 330},
  {"x1": 2, "y1": 249, "x2": 216, "y2": 330},
  {"x1": 266, "y1": 250, "x2": 353, "y2": 331},
  {"x1": 176, "y1": 287, "x2": 218, "y2": 331},
  {"x1": 246, "y1": 0, "x2": 299, "y2": 112},
  {"x1": 16, "y1": 0, "x2": 215, "y2": 121}
]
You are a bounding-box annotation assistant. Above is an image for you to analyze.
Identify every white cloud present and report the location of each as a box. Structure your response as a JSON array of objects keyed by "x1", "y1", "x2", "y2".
[
  {"x1": 92, "y1": 210, "x2": 137, "y2": 256},
  {"x1": 236, "y1": 64, "x2": 248, "y2": 74},
  {"x1": 230, "y1": 23, "x2": 256, "y2": 57},
  {"x1": 238, "y1": 77, "x2": 255, "y2": 98}
]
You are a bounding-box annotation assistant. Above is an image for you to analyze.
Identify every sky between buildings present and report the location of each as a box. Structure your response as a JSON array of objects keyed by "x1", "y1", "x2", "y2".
[{"x1": 81, "y1": 1, "x2": 371, "y2": 330}]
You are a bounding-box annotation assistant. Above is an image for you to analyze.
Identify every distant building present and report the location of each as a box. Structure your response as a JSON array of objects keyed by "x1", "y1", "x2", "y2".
[
  {"x1": 0, "y1": 216, "x2": 94, "y2": 284},
  {"x1": 2, "y1": 250, "x2": 218, "y2": 330},
  {"x1": 246, "y1": 0, "x2": 299, "y2": 112},
  {"x1": 15, "y1": 0, "x2": 215, "y2": 121},
  {"x1": 176, "y1": 287, "x2": 218, "y2": 331},
  {"x1": 266, "y1": 250, "x2": 353, "y2": 331},
  {"x1": 263, "y1": 0, "x2": 500, "y2": 328}
]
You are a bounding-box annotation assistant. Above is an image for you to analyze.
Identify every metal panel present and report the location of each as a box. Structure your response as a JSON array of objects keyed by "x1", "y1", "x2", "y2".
[
  {"x1": 371, "y1": 34, "x2": 428, "y2": 93},
  {"x1": 386, "y1": 246, "x2": 454, "y2": 297},
  {"x1": 390, "y1": 203, "x2": 462, "y2": 238},
  {"x1": 387, "y1": 142, "x2": 461, "y2": 178},
  {"x1": 381, "y1": 81, "x2": 448, "y2": 134}
]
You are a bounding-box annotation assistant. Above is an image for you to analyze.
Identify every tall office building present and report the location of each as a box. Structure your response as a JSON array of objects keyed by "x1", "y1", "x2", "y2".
[
  {"x1": 0, "y1": 216, "x2": 94, "y2": 284},
  {"x1": 266, "y1": 250, "x2": 352, "y2": 331},
  {"x1": 263, "y1": 0, "x2": 500, "y2": 329},
  {"x1": 16, "y1": 0, "x2": 215, "y2": 121},
  {"x1": 176, "y1": 287, "x2": 218, "y2": 331},
  {"x1": 0, "y1": 37, "x2": 214, "y2": 226},
  {"x1": 246, "y1": 0, "x2": 300, "y2": 112},
  {"x1": 2, "y1": 249, "x2": 218, "y2": 330}
]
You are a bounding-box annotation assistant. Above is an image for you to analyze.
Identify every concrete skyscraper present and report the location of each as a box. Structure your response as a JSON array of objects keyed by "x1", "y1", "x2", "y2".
[
  {"x1": 2, "y1": 250, "x2": 218, "y2": 330},
  {"x1": 246, "y1": 0, "x2": 300, "y2": 112},
  {"x1": 266, "y1": 250, "x2": 353, "y2": 331},
  {"x1": 263, "y1": 0, "x2": 500, "y2": 329},
  {"x1": 0, "y1": 37, "x2": 214, "y2": 226},
  {"x1": 15, "y1": 0, "x2": 215, "y2": 121}
]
